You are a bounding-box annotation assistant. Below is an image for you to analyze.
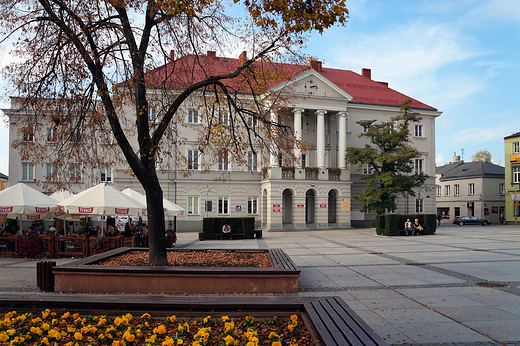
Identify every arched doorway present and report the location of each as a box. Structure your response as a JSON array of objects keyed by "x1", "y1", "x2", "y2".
[
  {"x1": 262, "y1": 189, "x2": 268, "y2": 224},
  {"x1": 305, "y1": 190, "x2": 315, "y2": 224},
  {"x1": 328, "y1": 190, "x2": 337, "y2": 224},
  {"x1": 282, "y1": 189, "x2": 293, "y2": 224}
]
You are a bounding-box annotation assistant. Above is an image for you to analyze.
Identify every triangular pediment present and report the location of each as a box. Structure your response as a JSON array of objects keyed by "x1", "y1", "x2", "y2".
[{"x1": 270, "y1": 69, "x2": 353, "y2": 101}]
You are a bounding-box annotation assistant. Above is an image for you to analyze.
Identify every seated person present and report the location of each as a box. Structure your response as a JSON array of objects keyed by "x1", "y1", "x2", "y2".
[
  {"x1": 221, "y1": 224, "x2": 232, "y2": 240},
  {"x1": 48, "y1": 224, "x2": 58, "y2": 236},
  {"x1": 404, "y1": 218, "x2": 413, "y2": 236},
  {"x1": 412, "y1": 219, "x2": 423, "y2": 235}
]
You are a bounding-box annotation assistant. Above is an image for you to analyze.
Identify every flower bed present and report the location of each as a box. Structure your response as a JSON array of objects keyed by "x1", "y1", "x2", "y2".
[{"x1": 0, "y1": 310, "x2": 312, "y2": 346}]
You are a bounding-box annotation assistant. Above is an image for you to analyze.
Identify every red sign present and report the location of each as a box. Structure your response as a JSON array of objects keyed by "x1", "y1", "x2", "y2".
[
  {"x1": 0, "y1": 207, "x2": 13, "y2": 213},
  {"x1": 272, "y1": 204, "x2": 281, "y2": 212},
  {"x1": 27, "y1": 214, "x2": 41, "y2": 220},
  {"x1": 297, "y1": 204, "x2": 305, "y2": 208},
  {"x1": 320, "y1": 204, "x2": 327, "y2": 208},
  {"x1": 35, "y1": 207, "x2": 50, "y2": 212},
  {"x1": 79, "y1": 207, "x2": 94, "y2": 213},
  {"x1": 0, "y1": 213, "x2": 8, "y2": 217},
  {"x1": 115, "y1": 208, "x2": 129, "y2": 215},
  {"x1": 54, "y1": 211, "x2": 65, "y2": 217},
  {"x1": 180, "y1": 211, "x2": 184, "y2": 216}
]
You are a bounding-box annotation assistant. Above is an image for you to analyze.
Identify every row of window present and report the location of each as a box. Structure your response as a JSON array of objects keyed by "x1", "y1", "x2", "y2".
[
  {"x1": 437, "y1": 183, "x2": 506, "y2": 197},
  {"x1": 362, "y1": 159, "x2": 424, "y2": 175},
  {"x1": 150, "y1": 108, "x2": 258, "y2": 128},
  {"x1": 187, "y1": 196, "x2": 258, "y2": 215},
  {"x1": 363, "y1": 124, "x2": 425, "y2": 137},
  {"x1": 188, "y1": 150, "x2": 258, "y2": 171},
  {"x1": 20, "y1": 162, "x2": 111, "y2": 182}
]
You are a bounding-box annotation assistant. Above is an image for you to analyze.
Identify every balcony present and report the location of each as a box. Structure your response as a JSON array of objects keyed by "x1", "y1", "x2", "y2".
[
  {"x1": 327, "y1": 167, "x2": 341, "y2": 181},
  {"x1": 282, "y1": 167, "x2": 295, "y2": 179},
  {"x1": 305, "y1": 167, "x2": 319, "y2": 180}
]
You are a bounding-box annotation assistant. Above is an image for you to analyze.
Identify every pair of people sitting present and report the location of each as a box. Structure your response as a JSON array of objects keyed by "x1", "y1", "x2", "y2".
[{"x1": 404, "y1": 218, "x2": 423, "y2": 236}]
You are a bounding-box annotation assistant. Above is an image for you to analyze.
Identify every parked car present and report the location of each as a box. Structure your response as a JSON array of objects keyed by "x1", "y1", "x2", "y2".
[
  {"x1": 453, "y1": 217, "x2": 460, "y2": 224},
  {"x1": 456, "y1": 216, "x2": 491, "y2": 226}
]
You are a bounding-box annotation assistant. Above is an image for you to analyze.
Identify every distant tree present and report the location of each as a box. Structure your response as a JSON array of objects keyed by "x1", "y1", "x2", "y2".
[
  {"x1": 472, "y1": 149, "x2": 492, "y2": 162},
  {"x1": 345, "y1": 99, "x2": 428, "y2": 214},
  {"x1": 0, "y1": 0, "x2": 349, "y2": 265}
]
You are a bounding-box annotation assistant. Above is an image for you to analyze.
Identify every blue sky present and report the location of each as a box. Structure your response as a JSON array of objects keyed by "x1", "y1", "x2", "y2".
[{"x1": 0, "y1": 0, "x2": 519, "y2": 176}]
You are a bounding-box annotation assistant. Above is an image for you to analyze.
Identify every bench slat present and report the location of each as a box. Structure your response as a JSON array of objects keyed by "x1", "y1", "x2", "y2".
[
  {"x1": 331, "y1": 297, "x2": 388, "y2": 345},
  {"x1": 304, "y1": 302, "x2": 340, "y2": 346}
]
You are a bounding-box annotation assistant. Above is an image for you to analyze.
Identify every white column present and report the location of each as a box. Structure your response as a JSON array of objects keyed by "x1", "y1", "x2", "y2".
[
  {"x1": 316, "y1": 110, "x2": 327, "y2": 168},
  {"x1": 337, "y1": 111, "x2": 347, "y2": 169},
  {"x1": 270, "y1": 110, "x2": 279, "y2": 167},
  {"x1": 293, "y1": 108, "x2": 303, "y2": 168}
]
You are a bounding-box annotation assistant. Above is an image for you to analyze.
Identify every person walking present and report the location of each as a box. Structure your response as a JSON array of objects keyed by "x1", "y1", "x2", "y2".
[
  {"x1": 437, "y1": 213, "x2": 442, "y2": 227},
  {"x1": 499, "y1": 214, "x2": 505, "y2": 226}
]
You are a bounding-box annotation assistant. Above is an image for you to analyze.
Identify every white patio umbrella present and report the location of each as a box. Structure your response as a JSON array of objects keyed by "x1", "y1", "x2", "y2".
[
  {"x1": 50, "y1": 190, "x2": 81, "y2": 236},
  {"x1": 122, "y1": 188, "x2": 185, "y2": 216},
  {"x1": 59, "y1": 183, "x2": 147, "y2": 217},
  {"x1": 0, "y1": 183, "x2": 59, "y2": 221}
]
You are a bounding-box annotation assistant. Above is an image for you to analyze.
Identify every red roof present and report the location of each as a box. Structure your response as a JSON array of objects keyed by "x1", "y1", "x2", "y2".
[{"x1": 145, "y1": 52, "x2": 437, "y2": 111}]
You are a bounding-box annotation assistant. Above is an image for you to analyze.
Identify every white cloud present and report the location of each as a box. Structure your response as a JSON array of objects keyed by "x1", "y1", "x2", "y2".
[
  {"x1": 466, "y1": 0, "x2": 520, "y2": 23},
  {"x1": 0, "y1": 155, "x2": 8, "y2": 176},
  {"x1": 436, "y1": 152, "x2": 445, "y2": 166}
]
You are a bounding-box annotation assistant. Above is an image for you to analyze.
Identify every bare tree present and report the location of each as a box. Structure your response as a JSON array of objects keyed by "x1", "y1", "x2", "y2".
[{"x1": 0, "y1": 0, "x2": 349, "y2": 264}]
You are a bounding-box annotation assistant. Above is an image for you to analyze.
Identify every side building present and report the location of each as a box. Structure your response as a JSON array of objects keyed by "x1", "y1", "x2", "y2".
[
  {"x1": 5, "y1": 53, "x2": 441, "y2": 231},
  {"x1": 436, "y1": 154, "x2": 505, "y2": 224},
  {"x1": 504, "y1": 132, "x2": 520, "y2": 224}
]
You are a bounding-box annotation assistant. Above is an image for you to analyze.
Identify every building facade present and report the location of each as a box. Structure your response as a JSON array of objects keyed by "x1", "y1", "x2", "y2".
[
  {"x1": 436, "y1": 154, "x2": 505, "y2": 224},
  {"x1": 504, "y1": 132, "x2": 520, "y2": 224},
  {"x1": 5, "y1": 53, "x2": 441, "y2": 231}
]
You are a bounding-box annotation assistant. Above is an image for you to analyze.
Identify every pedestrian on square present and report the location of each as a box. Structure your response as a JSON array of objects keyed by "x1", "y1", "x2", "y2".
[
  {"x1": 437, "y1": 213, "x2": 442, "y2": 226},
  {"x1": 499, "y1": 214, "x2": 505, "y2": 225}
]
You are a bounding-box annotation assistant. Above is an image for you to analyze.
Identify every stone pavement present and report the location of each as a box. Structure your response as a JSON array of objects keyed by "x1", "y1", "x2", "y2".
[{"x1": 1, "y1": 224, "x2": 519, "y2": 345}]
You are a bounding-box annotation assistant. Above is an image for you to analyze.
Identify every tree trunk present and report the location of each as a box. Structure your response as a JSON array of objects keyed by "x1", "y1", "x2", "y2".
[{"x1": 144, "y1": 181, "x2": 168, "y2": 266}]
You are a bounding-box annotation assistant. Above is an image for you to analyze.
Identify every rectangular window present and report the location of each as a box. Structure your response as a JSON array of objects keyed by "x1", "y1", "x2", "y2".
[
  {"x1": 362, "y1": 163, "x2": 373, "y2": 175},
  {"x1": 46, "y1": 127, "x2": 57, "y2": 142},
  {"x1": 218, "y1": 197, "x2": 229, "y2": 214},
  {"x1": 389, "y1": 124, "x2": 395, "y2": 134},
  {"x1": 188, "y1": 109, "x2": 198, "y2": 124},
  {"x1": 414, "y1": 125, "x2": 423, "y2": 137},
  {"x1": 302, "y1": 154, "x2": 306, "y2": 168},
  {"x1": 248, "y1": 197, "x2": 258, "y2": 214},
  {"x1": 219, "y1": 111, "x2": 229, "y2": 124},
  {"x1": 100, "y1": 167, "x2": 112, "y2": 182},
  {"x1": 44, "y1": 163, "x2": 57, "y2": 181},
  {"x1": 247, "y1": 116, "x2": 257, "y2": 128},
  {"x1": 188, "y1": 150, "x2": 199, "y2": 170},
  {"x1": 69, "y1": 163, "x2": 81, "y2": 182},
  {"x1": 514, "y1": 142, "x2": 519, "y2": 154},
  {"x1": 22, "y1": 162, "x2": 34, "y2": 181},
  {"x1": 362, "y1": 125, "x2": 368, "y2": 133},
  {"x1": 455, "y1": 207, "x2": 460, "y2": 217},
  {"x1": 278, "y1": 153, "x2": 283, "y2": 167},
  {"x1": 469, "y1": 183, "x2": 475, "y2": 195},
  {"x1": 148, "y1": 108, "x2": 156, "y2": 123},
  {"x1": 499, "y1": 183, "x2": 505, "y2": 195},
  {"x1": 514, "y1": 167, "x2": 520, "y2": 184},
  {"x1": 414, "y1": 159, "x2": 423, "y2": 175},
  {"x1": 22, "y1": 127, "x2": 34, "y2": 142},
  {"x1": 218, "y1": 152, "x2": 228, "y2": 171},
  {"x1": 248, "y1": 152, "x2": 257, "y2": 171},
  {"x1": 416, "y1": 198, "x2": 423, "y2": 213},
  {"x1": 445, "y1": 185, "x2": 450, "y2": 196},
  {"x1": 454, "y1": 184, "x2": 460, "y2": 196},
  {"x1": 437, "y1": 186, "x2": 442, "y2": 197},
  {"x1": 187, "y1": 196, "x2": 199, "y2": 215}
]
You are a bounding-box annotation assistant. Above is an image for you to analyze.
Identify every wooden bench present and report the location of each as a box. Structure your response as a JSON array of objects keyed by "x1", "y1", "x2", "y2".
[
  {"x1": 214, "y1": 232, "x2": 245, "y2": 240},
  {"x1": 305, "y1": 296, "x2": 389, "y2": 346}
]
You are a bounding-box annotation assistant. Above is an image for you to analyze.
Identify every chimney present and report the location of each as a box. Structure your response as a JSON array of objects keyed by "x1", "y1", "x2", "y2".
[
  {"x1": 207, "y1": 51, "x2": 217, "y2": 58},
  {"x1": 453, "y1": 152, "x2": 461, "y2": 163},
  {"x1": 362, "y1": 68, "x2": 371, "y2": 79},
  {"x1": 169, "y1": 50, "x2": 175, "y2": 61},
  {"x1": 310, "y1": 60, "x2": 322, "y2": 72},
  {"x1": 239, "y1": 51, "x2": 247, "y2": 64}
]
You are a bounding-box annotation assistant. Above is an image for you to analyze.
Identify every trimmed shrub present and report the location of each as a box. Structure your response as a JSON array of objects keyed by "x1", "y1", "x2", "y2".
[
  {"x1": 423, "y1": 214, "x2": 437, "y2": 234},
  {"x1": 203, "y1": 217, "x2": 255, "y2": 239},
  {"x1": 377, "y1": 214, "x2": 436, "y2": 236},
  {"x1": 385, "y1": 214, "x2": 401, "y2": 236},
  {"x1": 376, "y1": 215, "x2": 385, "y2": 235}
]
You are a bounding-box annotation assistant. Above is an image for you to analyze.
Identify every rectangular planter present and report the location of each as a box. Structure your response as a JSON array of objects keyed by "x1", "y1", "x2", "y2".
[{"x1": 53, "y1": 247, "x2": 300, "y2": 294}]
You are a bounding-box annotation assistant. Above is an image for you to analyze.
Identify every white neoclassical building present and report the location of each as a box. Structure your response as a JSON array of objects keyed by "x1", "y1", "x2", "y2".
[{"x1": 5, "y1": 52, "x2": 441, "y2": 231}]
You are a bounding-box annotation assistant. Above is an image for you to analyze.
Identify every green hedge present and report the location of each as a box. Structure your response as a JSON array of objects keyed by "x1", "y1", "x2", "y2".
[
  {"x1": 376, "y1": 214, "x2": 437, "y2": 236},
  {"x1": 202, "y1": 217, "x2": 255, "y2": 239}
]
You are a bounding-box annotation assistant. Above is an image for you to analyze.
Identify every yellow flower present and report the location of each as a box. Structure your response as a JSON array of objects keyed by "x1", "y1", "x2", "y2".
[
  {"x1": 272, "y1": 342, "x2": 282, "y2": 346},
  {"x1": 288, "y1": 324, "x2": 294, "y2": 331},
  {"x1": 74, "y1": 332, "x2": 83, "y2": 340},
  {"x1": 67, "y1": 326, "x2": 76, "y2": 333},
  {"x1": 97, "y1": 318, "x2": 107, "y2": 326},
  {"x1": 268, "y1": 332, "x2": 280, "y2": 340},
  {"x1": 177, "y1": 339, "x2": 183, "y2": 344},
  {"x1": 168, "y1": 315, "x2": 176, "y2": 323},
  {"x1": 112, "y1": 341, "x2": 120, "y2": 346},
  {"x1": 125, "y1": 313, "x2": 133, "y2": 321},
  {"x1": 61, "y1": 312, "x2": 70, "y2": 319},
  {"x1": 223, "y1": 334, "x2": 235, "y2": 345},
  {"x1": 0, "y1": 333, "x2": 8, "y2": 342},
  {"x1": 72, "y1": 313, "x2": 80, "y2": 320},
  {"x1": 141, "y1": 313, "x2": 151, "y2": 320},
  {"x1": 42, "y1": 309, "x2": 51, "y2": 319},
  {"x1": 98, "y1": 334, "x2": 105, "y2": 340},
  {"x1": 162, "y1": 336, "x2": 174, "y2": 346},
  {"x1": 41, "y1": 337, "x2": 50, "y2": 345},
  {"x1": 5, "y1": 312, "x2": 14, "y2": 319},
  {"x1": 221, "y1": 316, "x2": 230, "y2": 322},
  {"x1": 156, "y1": 324, "x2": 167, "y2": 334},
  {"x1": 290, "y1": 315, "x2": 298, "y2": 322},
  {"x1": 114, "y1": 317, "x2": 122, "y2": 326}
]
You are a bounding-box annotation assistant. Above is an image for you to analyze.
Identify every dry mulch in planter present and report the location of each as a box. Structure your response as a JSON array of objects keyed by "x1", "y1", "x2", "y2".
[{"x1": 96, "y1": 250, "x2": 272, "y2": 268}]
